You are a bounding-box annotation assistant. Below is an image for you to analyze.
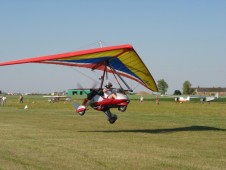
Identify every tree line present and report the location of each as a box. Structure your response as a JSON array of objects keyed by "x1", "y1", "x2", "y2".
[{"x1": 157, "y1": 79, "x2": 194, "y2": 95}]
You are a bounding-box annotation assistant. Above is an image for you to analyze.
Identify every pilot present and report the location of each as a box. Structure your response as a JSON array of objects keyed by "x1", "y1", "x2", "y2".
[
  {"x1": 82, "y1": 82, "x2": 116, "y2": 108},
  {"x1": 103, "y1": 82, "x2": 117, "y2": 99}
]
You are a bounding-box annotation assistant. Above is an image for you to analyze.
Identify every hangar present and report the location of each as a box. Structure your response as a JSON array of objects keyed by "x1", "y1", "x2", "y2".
[{"x1": 67, "y1": 89, "x2": 90, "y2": 96}]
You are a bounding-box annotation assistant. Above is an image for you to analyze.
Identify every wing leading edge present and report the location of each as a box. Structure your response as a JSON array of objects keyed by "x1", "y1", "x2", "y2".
[{"x1": 0, "y1": 44, "x2": 158, "y2": 92}]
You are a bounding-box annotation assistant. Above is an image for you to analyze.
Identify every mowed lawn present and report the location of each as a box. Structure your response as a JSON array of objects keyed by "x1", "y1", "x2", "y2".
[{"x1": 0, "y1": 95, "x2": 226, "y2": 170}]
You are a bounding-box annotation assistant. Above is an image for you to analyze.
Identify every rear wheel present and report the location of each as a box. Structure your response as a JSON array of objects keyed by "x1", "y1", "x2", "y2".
[{"x1": 118, "y1": 106, "x2": 127, "y2": 112}]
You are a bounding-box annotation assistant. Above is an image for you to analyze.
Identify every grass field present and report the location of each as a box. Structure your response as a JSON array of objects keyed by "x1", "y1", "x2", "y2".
[{"x1": 0, "y1": 95, "x2": 226, "y2": 170}]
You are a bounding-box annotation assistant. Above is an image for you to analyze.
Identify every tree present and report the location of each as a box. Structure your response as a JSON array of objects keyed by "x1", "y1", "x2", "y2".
[
  {"x1": 182, "y1": 80, "x2": 193, "y2": 94},
  {"x1": 157, "y1": 79, "x2": 168, "y2": 95},
  {"x1": 174, "y1": 90, "x2": 182, "y2": 95}
]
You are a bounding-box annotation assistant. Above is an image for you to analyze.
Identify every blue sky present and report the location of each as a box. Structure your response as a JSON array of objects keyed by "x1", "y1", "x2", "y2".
[{"x1": 0, "y1": 0, "x2": 226, "y2": 94}]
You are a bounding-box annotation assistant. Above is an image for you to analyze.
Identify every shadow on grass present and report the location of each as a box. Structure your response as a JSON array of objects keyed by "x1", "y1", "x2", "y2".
[{"x1": 79, "y1": 126, "x2": 226, "y2": 134}]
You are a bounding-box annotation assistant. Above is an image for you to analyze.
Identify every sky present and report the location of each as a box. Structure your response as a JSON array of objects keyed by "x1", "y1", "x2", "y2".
[{"x1": 0, "y1": 0, "x2": 226, "y2": 94}]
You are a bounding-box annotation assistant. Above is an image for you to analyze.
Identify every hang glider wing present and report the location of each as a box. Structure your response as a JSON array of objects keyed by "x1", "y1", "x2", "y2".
[{"x1": 0, "y1": 44, "x2": 158, "y2": 91}]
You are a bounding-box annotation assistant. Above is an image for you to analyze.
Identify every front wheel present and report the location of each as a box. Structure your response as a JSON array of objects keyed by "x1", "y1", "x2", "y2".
[
  {"x1": 76, "y1": 105, "x2": 86, "y2": 116},
  {"x1": 78, "y1": 110, "x2": 86, "y2": 116},
  {"x1": 108, "y1": 114, "x2": 118, "y2": 124}
]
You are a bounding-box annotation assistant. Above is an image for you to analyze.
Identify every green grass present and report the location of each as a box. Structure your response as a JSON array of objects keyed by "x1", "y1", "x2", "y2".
[{"x1": 0, "y1": 95, "x2": 226, "y2": 169}]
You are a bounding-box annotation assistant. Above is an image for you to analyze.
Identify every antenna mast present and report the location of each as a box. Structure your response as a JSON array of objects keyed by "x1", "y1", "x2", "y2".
[{"x1": 99, "y1": 41, "x2": 103, "y2": 48}]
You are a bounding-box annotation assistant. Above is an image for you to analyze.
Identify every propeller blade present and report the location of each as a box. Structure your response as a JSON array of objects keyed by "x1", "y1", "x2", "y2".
[{"x1": 74, "y1": 81, "x2": 99, "y2": 94}]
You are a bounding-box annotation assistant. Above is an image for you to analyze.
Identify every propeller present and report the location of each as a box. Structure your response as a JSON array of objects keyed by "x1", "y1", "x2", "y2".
[{"x1": 75, "y1": 81, "x2": 99, "y2": 94}]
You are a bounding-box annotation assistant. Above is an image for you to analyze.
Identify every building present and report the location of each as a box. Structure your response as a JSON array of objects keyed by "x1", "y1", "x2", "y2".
[
  {"x1": 67, "y1": 89, "x2": 90, "y2": 96},
  {"x1": 192, "y1": 87, "x2": 226, "y2": 96}
]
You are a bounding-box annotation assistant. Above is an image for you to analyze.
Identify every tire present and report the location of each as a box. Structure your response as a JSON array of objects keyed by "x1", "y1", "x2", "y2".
[
  {"x1": 118, "y1": 106, "x2": 127, "y2": 112},
  {"x1": 78, "y1": 110, "x2": 85, "y2": 116},
  {"x1": 108, "y1": 114, "x2": 117, "y2": 124}
]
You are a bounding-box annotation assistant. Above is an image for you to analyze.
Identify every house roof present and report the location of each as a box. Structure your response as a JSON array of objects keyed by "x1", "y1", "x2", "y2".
[{"x1": 193, "y1": 87, "x2": 226, "y2": 92}]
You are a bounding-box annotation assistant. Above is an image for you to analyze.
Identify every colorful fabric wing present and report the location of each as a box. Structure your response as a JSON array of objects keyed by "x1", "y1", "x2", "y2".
[{"x1": 0, "y1": 44, "x2": 158, "y2": 91}]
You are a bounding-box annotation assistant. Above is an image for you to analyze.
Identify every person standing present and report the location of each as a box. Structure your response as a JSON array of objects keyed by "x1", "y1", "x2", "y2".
[
  {"x1": 140, "y1": 96, "x2": 144, "y2": 103},
  {"x1": 1, "y1": 96, "x2": 7, "y2": 106},
  {"x1": 19, "y1": 95, "x2": 24, "y2": 103},
  {"x1": 156, "y1": 95, "x2": 159, "y2": 105}
]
